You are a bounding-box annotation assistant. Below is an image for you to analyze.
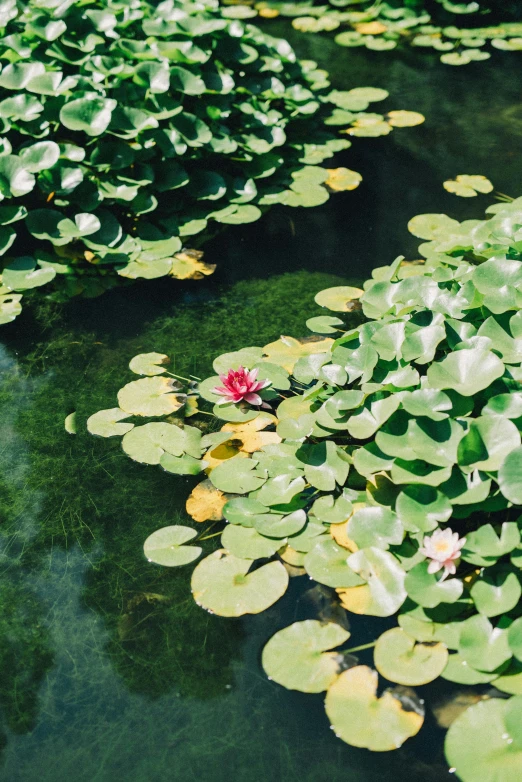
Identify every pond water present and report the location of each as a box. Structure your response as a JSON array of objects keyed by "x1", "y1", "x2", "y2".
[{"x1": 1, "y1": 26, "x2": 522, "y2": 782}]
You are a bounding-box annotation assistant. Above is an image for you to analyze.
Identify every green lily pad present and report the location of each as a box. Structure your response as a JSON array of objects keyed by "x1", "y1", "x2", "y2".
[
  {"x1": 191, "y1": 549, "x2": 289, "y2": 617},
  {"x1": 144, "y1": 525, "x2": 202, "y2": 567},
  {"x1": 441, "y1": 653, "x2": 505, "y2": 685},
  {"x1": 262, "y1": 620, "x2": 350, "y2": 693},
  {"x1": 304, "y1": 539, "x2": 365, "y2": 588},
  {"x1": 462, "y1": 522, "x2": 520, "y2": 567},
  {"x1": 405, "y1": 562, "x2": 464, "y2": 608},
  {"x1": 340, "y1": 548, "x2": 407, "y2": 617},
  {"x1": 347, "y1": 506, "x2": 403, "y2": 550},
  {"x1": 64, "y1": 412, "x2": 77, "y2": 435},
  {"x1": 374, "y1": 627, "x2": 448, "y2": 685},
  {"x1": 2, "y1": 256, "x2": 56, "y2": 291},
  {"x1": 221, "y1": 524, "x2": 282, "y2": 560},
  {"x1": 499, "y1": 447, "x2": 522, "y2": 504},
  {"x1": 254, "y1": 509, "x2": 307, "y2": 538},
  {"x1": 458, "y1": 614, "x2": 512, "y2": 672},
  {"x1": 223, "y1": 497, "x2": 268, "y2": 527},
  {"x1": 118, "y1": 376, "x2": 185, "y2": 416},
  {"x1": 325, "y1": 666, "x2": 424, "y2": 751},
  {"x1": 314, "y1": 286, "x2": 363, "y2": 312},
  {"x1": 445, "y1": 696, "x2": 522, "y2": 782},
  {"x1": 86, "y1": 407, "x2": 134, "y2": 438},
  {"x1": 122, "y1": 422, "x2": 199, "y2": 465},
  {"x1": 209, "y1": 456, "x2": 266, "y2": 493},
  {"x1": 129, "y1": 352, "x2": 169, "y2": 376},
  {"x1": 427, "y1": 348, "x2": 504, "y2": 397},
  {"x1": 470, "y1": 566, "x2": 522, "y2": 617}
]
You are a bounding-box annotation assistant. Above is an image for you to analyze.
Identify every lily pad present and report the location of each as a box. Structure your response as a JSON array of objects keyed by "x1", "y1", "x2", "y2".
[
  {"x1": 445, "y1": 696, "x2": 522, "y2": 782},
  {"x1": 144, "y1": 525, "x2": 202, "y2": 567},
  {"x1": 262, "y1": 620, "x2": 350, "y2": 693},
  {"x1": 209, "y1": 456, "x2": 266, "y2": 494},
  {"x1": 387, "y1": 111, "x2": 425, "y2": 127},
  {"x1": 118, "y1": 376, "x2": 184, "y2": 416},
  {"x1": 186, "y1": 479, "x2": 228, "y2": 523},
  {"x1": 221, "y1": 524, "x2": 282, "y2": 559},
  {"x1": 304, "y1": 539, "x2": 365, "y2": 588},
  {"x1": 325, "y1": 666, "x2": 424, "y2": 751},
  {"x1": 374, "y1": 627, "x2": 448, "y2": 685},
  {"x1": 338, "y1": 547, "x2": 407, "y2": 617},
  {"x1": 191, "y1": 549, "x2": 289, "y2": 617},
  {"x1": 86, "y1": 407, "x2": 134, "y2": 437},
  {"x1": 314, "y1": 286, "x2": 364, "y2": 312},
  {"x1": 122, "y1": 422, "x2": 200, "y2": 465},
  {"x1": 443, "y1": 175, "x2": 494, "y2": 197},
  {"x1": 129, "y1": 352, "x2": 169, "y2": 376}
]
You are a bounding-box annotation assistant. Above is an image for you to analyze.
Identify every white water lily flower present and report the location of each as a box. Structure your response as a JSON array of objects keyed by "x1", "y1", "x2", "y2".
[{"x1": 420, "y1": 528, "x2": 466, "y2": 581}]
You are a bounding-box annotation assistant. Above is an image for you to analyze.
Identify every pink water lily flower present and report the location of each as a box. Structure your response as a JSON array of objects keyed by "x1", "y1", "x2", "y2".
[
  {"x1": 420, "y1": 528, "x2": 466, "y2": 581},
  {"x1": 213, "y1": 366, "x2": 270, "y2": 407}
]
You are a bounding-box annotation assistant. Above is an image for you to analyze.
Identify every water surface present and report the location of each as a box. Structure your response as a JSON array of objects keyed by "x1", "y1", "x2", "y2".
[{"x1": 1, "y1": 28, "x2": 522, "y2": 782}]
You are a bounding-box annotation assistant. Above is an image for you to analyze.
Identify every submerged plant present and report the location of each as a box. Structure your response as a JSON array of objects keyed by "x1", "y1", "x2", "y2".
[
  {"x1": 0, "y1": 0, "x2": 421, "y2": 325},
  {"x1": 87, "y1": 193, "x2": 522, "y2": 778}
]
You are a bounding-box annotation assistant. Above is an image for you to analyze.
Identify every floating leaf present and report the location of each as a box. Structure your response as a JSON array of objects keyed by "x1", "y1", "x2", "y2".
[
  {"x1": 221, "y1": 523, "x2": 282, "y2": 559},
  {"x1": 445, "y1": 696, "x2": 522, "y2": 782},
  {"x1": 387, "y1": 111, "x2": 425, "y2": 127},
  {"x1": 262, "y1": 335, "x2": 333, "y2": 372},
  {"x1": 118, "y1": 376, "x2": 185, "y2": 416},
  {"x1": 338, "y1": 548, "x2": 407, "y2": 617},
  {"x1": 122, "y1": 422, "x2": 199, "y2": 465},
  {"x1": 191, "y1": 549, "x2": 288, "y2": 616},
  {"x1": 129, "y1": 352, "x2": 169, "y2": 376},
  {"x1": 144, "y1": 525, "x2": 202, "y2": 567},
  {"x1": 374, "y1": 627, "x2": 448, "y2": 685},
  {"x1": 314, "y1": 286, "x2": 364, "y2": 312},
  {"x1": 86, "y1": 407, "x2": 134, "y2": 438},
  {"x1": 64, "y1": 412, "x2": 77, "y2": 435},
  {"x1": 262, "y1": 620, "x2": 350, "y2": 693},
  {"x1": 443, "y1": 175, "x2": 494, "y2": 198},
  {"x1": 304, "y1": 539, "x2": 364, "y2": 588},
  {"x1": 324, "y1": 168, "x2": 362, "y2": 192},
  {"x1": 209, "y1": 455, "x2": 266, "y2": 493},
  {"x1": 405, "y1": 562, "x2": 464, "y2": 608},
  {"x1": 325, "y1": 666, "x2": 424, "y2": 751},
  {"x1": 186, "y1": 479, "x2": 228, "y2": 523}
]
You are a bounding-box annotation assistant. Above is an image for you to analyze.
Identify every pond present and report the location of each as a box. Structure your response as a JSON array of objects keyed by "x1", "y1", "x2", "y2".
[{"x1": 1, "y1": 25, "x2": 522, "y2": 782}]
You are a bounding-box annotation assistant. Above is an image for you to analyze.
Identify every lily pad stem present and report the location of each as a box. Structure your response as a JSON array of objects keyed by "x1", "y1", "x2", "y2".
[{"x1": 342, "y1": 640, "x2": 377, "y2": 654}]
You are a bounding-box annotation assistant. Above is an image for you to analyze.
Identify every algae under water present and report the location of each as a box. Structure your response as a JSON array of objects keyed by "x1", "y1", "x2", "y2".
[{"x1": 1, "y1": 33, "x2": 522, "y2": 782}]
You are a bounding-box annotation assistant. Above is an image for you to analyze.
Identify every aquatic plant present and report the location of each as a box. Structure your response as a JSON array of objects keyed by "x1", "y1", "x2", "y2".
[
  {"x1": 88, "y1": 192, "x2": 522, "y2": 778},
  {"x1": 244, "y1": 0, "x2": 522, "y2": 64},
  {"x1": 0, "y1": 0, "x2": 421, "y2": 326}
]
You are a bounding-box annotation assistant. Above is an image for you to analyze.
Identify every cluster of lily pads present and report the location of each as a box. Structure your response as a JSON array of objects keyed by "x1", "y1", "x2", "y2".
[
  {"x1": 88, "y1": 193, "x2": 522, "y2": 779},
  {"x1": 241, "y1": 0, "x2": 522, "y2": 64},
  {"x1": 0, "y1": 0, "x2": 423, "y2": 325}
]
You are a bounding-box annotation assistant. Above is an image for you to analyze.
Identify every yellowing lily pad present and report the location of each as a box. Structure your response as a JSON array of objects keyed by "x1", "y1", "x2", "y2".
[
  {"x1": 443, "y1": 175, "x2": 494, "y2": 198},
  {"x1": 314, "y1": 286, "x2": 364, "y2": 312},
  {"x1": 262, "y1": 620, "x2": 350, "y2": 693},
  {"x1": 118, "y1": 376, "x2": 185, "y2": 416},
  {"x1": 324, "y1": 168, "x2": 362, "y2": 192},
  {"x1": 86, "y1": 407, "x2": 135, "y2": 437},
  {"x1": 129, "y1": 352, "x2": 169, "y2": 376},
  {"x1": 221, "y1": 413, "x2": 281, "y2": 453},
  {"x1": 387, "y1": 111, "x2": 425, "y2": 127},
  {"x1": 374, "y1": 627, "x2": 448, "y2": 685},
  {"x1": 338, "y1": 548, "x2": 407, "y2": 617},
  {"x1": 191, "y1": 549, "x2": 289, "y2": 616},
  {"x1": 169, "y1": 250, "x2": 216, "y2": 280},
  {"x1": 186, "y1": 478, "x2": 229, "y2": 523},
  {"x1": 325, "y1": 666, "x2": 424, "y2": 751},
  {"x1": 354, "y1": 22, "x2": 388, "y2": 35},
  {"x1": 144, "y1": 525, "x2": 202, "y2": 567},
  {"x1": 262, "y1": 335, "x2": 333, "y2": 373}
]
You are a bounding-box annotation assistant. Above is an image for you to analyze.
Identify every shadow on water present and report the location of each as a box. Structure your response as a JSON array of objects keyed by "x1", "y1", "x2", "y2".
[{"x1": 0, "y1": 28, "x2": 522, "y2": 782}]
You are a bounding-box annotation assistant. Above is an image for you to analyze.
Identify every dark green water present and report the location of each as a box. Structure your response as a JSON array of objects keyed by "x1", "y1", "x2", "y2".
[{"x1": 1, "y1": 28, "x2": 522, "y2": 782}]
